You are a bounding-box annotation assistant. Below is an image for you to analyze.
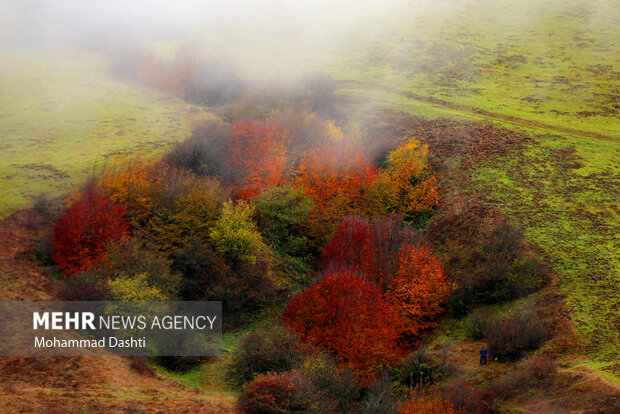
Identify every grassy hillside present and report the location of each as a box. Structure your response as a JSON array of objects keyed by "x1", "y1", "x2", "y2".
[
  {"x1": 325, "y1": 0, "x2": 620, "y2": 382},
  {"x1": 331, "y1": 0, "x2": 619, "y2": 139},
  {"x1": 0, "y1": 48, "x2": 211, "y2": 219}
]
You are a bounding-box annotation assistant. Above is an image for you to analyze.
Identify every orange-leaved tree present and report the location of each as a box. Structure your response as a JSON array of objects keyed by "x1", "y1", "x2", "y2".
[
  {"x1": 388, "y1": 244, "x2": 450, "y2": 344},
  {"x1": 283, "y1": 268, "x2": 403, "y2": 381},
  {"x1": 52, "y1": 182, "x2": 129, "y2": 276},
  {"x1": 297, "y1": 142, "x2": 376, "y2": 248},
  {"x1": 227, "y1": 119, "x2": 288, "y2": 199},
  {"x1": 369, "y1": 137, "x2": 438, "y2": 222}
]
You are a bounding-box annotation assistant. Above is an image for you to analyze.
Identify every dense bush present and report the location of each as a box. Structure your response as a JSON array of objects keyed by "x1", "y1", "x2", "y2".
[
  {"x1": 229, "y1": 326, "x2": 307, "y2": 386},
  {"x1": 99, "y1": 239, "x2": 181, "y2": 299},
  {"x1": 108, "y1": 273, "x2": 170, "y2": 301},
  {"x1": 238, "y1": 372, "x2": 329, "y2": 414},
  {"x1": 164, "y1": 118, "x2": 232, "y2": 178},
  {"x1": 398, "y1": 396, "x2": 455, "y2": 414},
  {"x1": 60, "y1": 269, "x2": 110, "y2": 301},
  {"x1": 283, "y1": 268, "x2": 404, "y2": 381},
  {"x1": 440, "y1": 378, "x2": 489, "y2": 414},
  {"x1": 297, "y1": 142, "x2": 377, "y2": 250},
  {"x1": 396, "y1": 349, "x2": 446, "y2": 389},
  {"x1": 321, "y1": 216, "x2": 370, "y2": 271},
  {"x1": 487, "y1": 310, "x2": 547, "y2": 361},
  {"x1": 101, "y1": 161, "x2": 227, "y2": 255},
  {"x1": 172, "y1": 242, "x2": 277, "y2": 319},
  {"x1": 210, "y1": 200, "x2": 264, "y2": 264},
  {"x1": 255, "y1": 185, "x2": 314, "y2": 258},
  {"x1": 464, "y1": 308, "x2": 493, "y2": 340},
  {"x1": 359, "y1": 373, "x2": 400, "y2": 414},
  {"x1": 489, "y1": 356, "x2": 556, "y2": 399},
  {"x1": 300, "y1": 353, "x2": 361, "y2": 412},
  {"x1": 447, "y1": 220, "x2": 546, "y2": 316},
  {"x1": 52, "y1": 182, "x2": 129, "y2": 276}
]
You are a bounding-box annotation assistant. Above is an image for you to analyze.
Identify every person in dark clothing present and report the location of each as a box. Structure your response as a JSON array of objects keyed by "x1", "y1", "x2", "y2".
[{"x1": 480, "y1": 346, "x2": 487, "y2": 365}]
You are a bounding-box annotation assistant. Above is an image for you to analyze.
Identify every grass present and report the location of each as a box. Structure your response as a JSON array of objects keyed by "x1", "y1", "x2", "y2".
[{"x1": 0, "y1": 47, "x2": 209, "y2": 219}]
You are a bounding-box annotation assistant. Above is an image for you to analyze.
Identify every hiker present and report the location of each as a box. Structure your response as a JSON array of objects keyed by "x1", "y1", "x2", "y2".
[{"x1": 480, "y1": 346, "x2": 487, "y2": 366}]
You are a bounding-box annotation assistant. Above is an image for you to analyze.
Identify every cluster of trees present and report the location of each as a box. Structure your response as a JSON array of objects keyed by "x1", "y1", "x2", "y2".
[{"x1": 45, "y1": 96, "x2": 548, "y2": 412}]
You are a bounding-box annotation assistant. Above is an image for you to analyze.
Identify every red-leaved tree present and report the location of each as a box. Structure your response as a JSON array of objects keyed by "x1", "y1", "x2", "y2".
[
  {"x1": 52, "y1": 182, "x2": 129, "y2": 276},
  {"x1": 282, "y1": 268, "x2": 404, "y2": 381},
  {"x1": 321, "y1": 216, "x2": 370, "y2": 271},
  {"x1": 227, "y1": 120, "x2": 287, "y2": 199}
]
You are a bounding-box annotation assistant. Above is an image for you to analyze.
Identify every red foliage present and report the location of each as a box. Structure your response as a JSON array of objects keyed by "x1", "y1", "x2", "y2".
[
  {"x1": 238, "y1": 373, "x2": 297, "y2": 414},
  {"x1": 227, "y1": 120, "x2": 288, "y2": 199},
  {"x1": 283, "y1": 268, "x2": 404, "y2": 381},
  {"x1": 321, "y1": 216, "x2": 370, "y2": 271},
  {"x1": 321, "y1": 216, "x2": 412, "y2": 291},
  {"x1": 52, "y1": 182, "x2": 129, "y2": 276},
  {"x1": 140, "y1": 45, "x2": 199, "y2": 98},
  {"x1": 362, "y1": 216, "x2": 413, "y2": 291}
]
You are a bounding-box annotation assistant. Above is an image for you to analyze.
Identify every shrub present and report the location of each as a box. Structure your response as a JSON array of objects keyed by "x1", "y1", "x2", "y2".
[
  {"x1": 229, "y1": 326, "x2": 307, "y2": 386},
  {"x1": 210, "y1": 200, "x2": 263, "y2": 263},
  {"x1": 489, "y1": 356, "x2": 556, "y2": 399},
  {"x1": 172, "y1": 242, "x2": 277, "y2": 321},
  {"x1": 300, "y1": 353, "x2": 361, "y2": 411},
  {"x1": 487, "y1": 310, "x2": 547, "y2": 361},
  {"x1": 359, "y1": 373, "x2": 399, "y2": 414},
  {"x1": 60, "y1": 269, "x2": 110, "y2": 301},
  {"x1": 101, "y1": 161, "x2": 226, "y2": 251},
  {"x1": 398, "y1": 396, "x2": 455, "y2": 414},
  {"x1": 440, "y1": 378, "x2": 489, "y2": 414},
  {"x1": 283, "y1": 268, "x2": 404, "y2": 381},
  {"x1": 100, "y1": 239, "x2": 181, "y2": 299},
  {"x1": 464, "y1": 308, "x2": 493, "y2": 340},
  {"x1": 255, "y1": 185, "x2": 314, "y2": 258},
  {"x1": 297, "y1": 142, "x2": 377, "y2": 249},
  {"x1": 396, "y1": 349, "x2": 446, "y2": 389},
  {"x1": 320, "y1": 215, "x2": 416, "y2": 291},
  {"x1": 447, "y1": 220, "x2": 546, "y2": 316},
  {"x1": 52, "y1": 182, "x2": 129, "y2": 276},
  {"x1": 237, "y1": 372, "x2": 313, "y2": 414},
  {"x1": 388, "y1": 244, "x2": 450, "y2": 344},
  {"x1": 362, "y1": 216, "x2": 415, "y2": 291},
  {"x1": 108, "y1": 273, "x2": 170, "y2": 301},
  {"x1": 164, "y1": 118, "x2": 232, "y2": 177}
]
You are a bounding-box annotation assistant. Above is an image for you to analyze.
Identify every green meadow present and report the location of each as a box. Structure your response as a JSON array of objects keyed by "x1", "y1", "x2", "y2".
[{"x1": 0, "y1": 48, "x2": 204, "y2": 218}]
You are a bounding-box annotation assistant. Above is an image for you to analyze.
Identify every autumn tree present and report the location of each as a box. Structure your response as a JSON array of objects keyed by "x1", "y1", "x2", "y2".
[
  {"x1": 369, "y1": 137, "x2": 438, "y2": 222},
  {"x1": 321, "y1": 216, "x2": 370, "y2": 271},
  {"x1": 297, "y1": 142, "x2": 377, "y2": 248},
  {"x1": 227, "y1": 120, "x2": 288, "y2": 199},
  {"x1": 52, "y1": 182, "x2": 129, "y2": 276},
  {"x1": 209, "y1": 200, "x2": 263, "y2": 264},
  {"x1": 388, "y1": 244, "x2": 450, "y2": 344},
  {"x1": 101, "y1": 160, "x2": 226, "y2": 256},
  {"x1": 255, "y1": 185, "x2": 314, "y2": 258},
  {"x1": 283, "y1": 268, "x2": 403, "y2": 381},
  {"x1": 321, "y1": 216, "x2": 414, "y2": 291}
]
